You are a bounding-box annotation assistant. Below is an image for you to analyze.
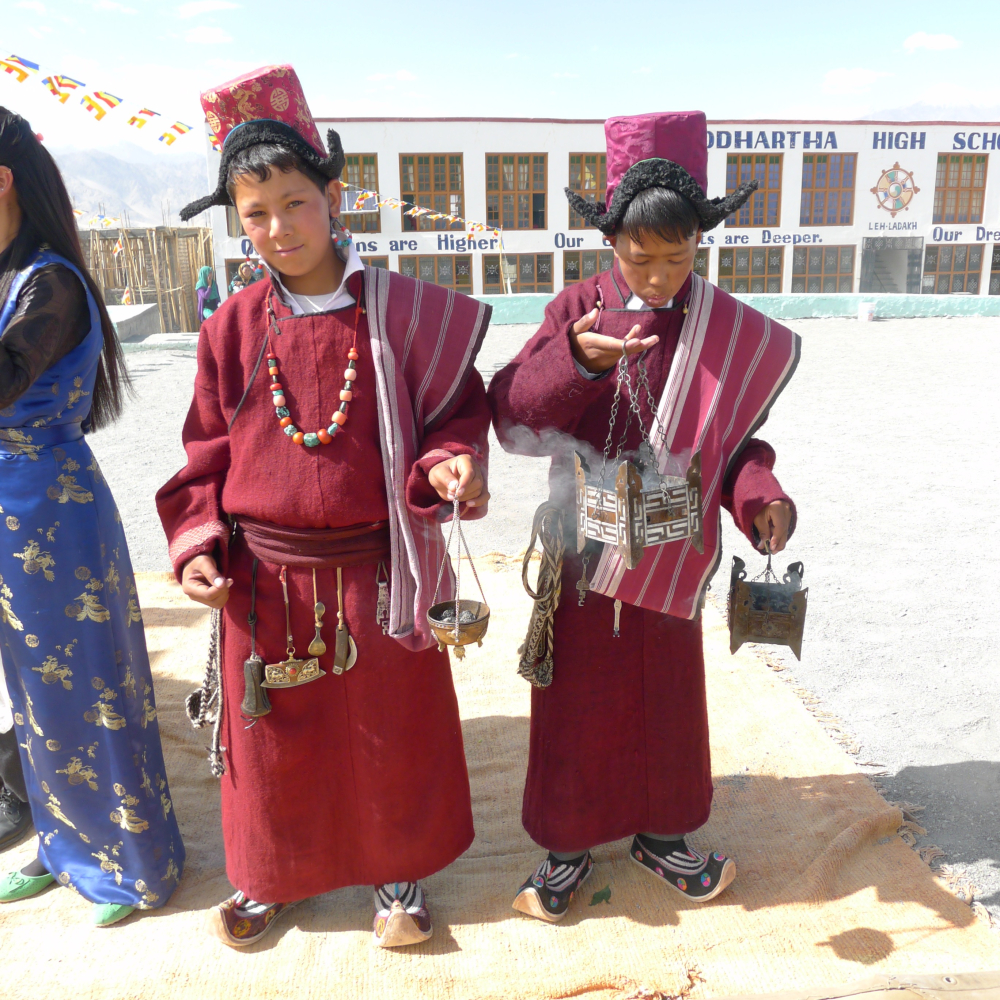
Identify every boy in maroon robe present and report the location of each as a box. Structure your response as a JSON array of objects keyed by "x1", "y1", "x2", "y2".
[
  {"x1": 157, "y1": 66, "x2": 492, "y2": 948},
  {"x1": 488, "y1": 112, "x2": 801, "y2": 922}
]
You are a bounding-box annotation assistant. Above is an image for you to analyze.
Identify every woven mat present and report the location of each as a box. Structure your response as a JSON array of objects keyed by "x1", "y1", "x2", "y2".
[{"x1": 0, "y1": 562, "x2": 996, "y2": 1000}]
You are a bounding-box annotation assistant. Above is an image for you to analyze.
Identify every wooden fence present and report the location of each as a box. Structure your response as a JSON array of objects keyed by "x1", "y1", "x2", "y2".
[{"x1": 83, "y1": 227, "x2": 213, "y2": 333}]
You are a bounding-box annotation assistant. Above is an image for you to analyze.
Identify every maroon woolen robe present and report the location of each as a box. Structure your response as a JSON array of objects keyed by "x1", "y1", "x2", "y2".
[
  {"x1": 157, "y1": 272, "x2": 490, "y2": 901},
  {"x1": 488, "y1": 267, "x2": 795, "y2": 852}
]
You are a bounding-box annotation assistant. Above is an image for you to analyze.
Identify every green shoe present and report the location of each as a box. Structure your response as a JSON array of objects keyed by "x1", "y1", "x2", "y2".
[
  {"x1": 0, "y1": 869, "x2": 55, "y2": 902},
  {"x1": 92, "y1": 903, "x2": 135, "y2": 927}
]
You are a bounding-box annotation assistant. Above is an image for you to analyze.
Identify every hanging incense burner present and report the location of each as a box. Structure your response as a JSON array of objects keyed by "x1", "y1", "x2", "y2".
[
  {"x1": 575, "y1": 343, "x2": 702, "y2": 570},
  {"x1": 727, "y1": 551, "x2": 808, "y2": 660},
  {"x1": 427, "y1": 498, "x2": 490, "y2": 659}
]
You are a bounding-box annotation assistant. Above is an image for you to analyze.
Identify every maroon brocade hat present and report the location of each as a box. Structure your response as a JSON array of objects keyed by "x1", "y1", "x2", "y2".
[
  {"x1": 200, "y1": 64, "x2": 325, "y2": 154},
  {"x1": 179, "y1": 64, "x2": 345, "y2": 221},
  {"x1": 565, "y1": 110, "x2": 758, "y2": 235},
  {"x1": 604, "y1": 111, "x2": 709, "y2": 207}
]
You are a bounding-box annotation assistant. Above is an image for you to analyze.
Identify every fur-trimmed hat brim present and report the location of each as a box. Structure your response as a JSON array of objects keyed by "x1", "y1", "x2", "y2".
[
  {"x1": 180, "y1": 119, "x2": 345, "y2": 221},
  {"x1": 566, "y1": 157, "x2": 758, "y2": 235}
]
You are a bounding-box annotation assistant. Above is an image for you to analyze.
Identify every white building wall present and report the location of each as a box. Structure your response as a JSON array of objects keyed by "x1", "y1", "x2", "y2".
[{"x1": 208, "y1": 118, "x2": 1000, "y2": 299}]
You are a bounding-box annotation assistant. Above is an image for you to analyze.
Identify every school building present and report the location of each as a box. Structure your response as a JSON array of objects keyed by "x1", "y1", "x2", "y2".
[{"x1": 207, "y1": 117, "x2": 1000, "y2": 299}]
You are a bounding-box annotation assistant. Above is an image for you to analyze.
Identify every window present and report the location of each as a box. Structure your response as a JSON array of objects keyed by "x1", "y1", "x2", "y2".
[
  {"x1": 398, "y1": 255, "x2": 472, "y2": 292},
  {"x1": 799, "y1": 154, "x2": 857, "y2": 226},
  {"x1": 568, "y1": 153, "x2": 606, "y2": 229},
  {"x1": 922, "y1": 244, "x2": 983, "y2": 294},
  {"x1": 933, "y1": 154, "x2": 987, "y2": 224},
  {"x1": 990, "y1": 245, "x2": 1000, "y2": 295},
  {"x1": 225, "y1": 206, "x2": 244, "y2": 238},
  {"x1": 399, "y1": 154, "x2": 464, "y2": 231},
  {"x1": 791, "y1": 246, "x2": 855, "y2": 293},
  {"x1": 564, "y1": 249, "x2": 614, "y2": 284},
  {"x1": 361, "y1": 256, "x2": 388, "y2": 270},
  {"x1": 341, "y1": 154, "x2": 380, "y2": 234},
  {"x1": 486, "y1": 154, "x2": 547, "y2": 230},
  {"x1": 483, "y1": 253, "x2": 553, "y2": 293},
  {"x1": 693, "y1": 248, "x2": 709, "y2": 277},
  {"x1": 725, "y1": 154, "x2": 782, "y2": 227},
  {"x1": 717, "y1": 247, "x2": 783, "y2": 293}
]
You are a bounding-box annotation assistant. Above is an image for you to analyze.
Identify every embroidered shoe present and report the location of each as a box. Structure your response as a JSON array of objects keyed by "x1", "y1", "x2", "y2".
[
  {"x1": 0, "y1": 869, "x2": 54, "y2": 903},
  {"x1": 629, "y1": 836, "x2": 736, "y2": 902},
  {"x1": 373, "y1": 882, "x2": 433, "y2": 947},
  {"x1": 512, "y1": 851, "x2": 593, "y2": 923},
  {"x1": 206, "y1": 890, "x2": 298, "y2": 948}
]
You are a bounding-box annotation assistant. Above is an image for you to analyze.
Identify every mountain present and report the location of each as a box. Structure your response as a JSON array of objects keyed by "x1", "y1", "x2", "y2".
[{"x1": 51, "y1": 145, "x2": 212, "y2": 227}]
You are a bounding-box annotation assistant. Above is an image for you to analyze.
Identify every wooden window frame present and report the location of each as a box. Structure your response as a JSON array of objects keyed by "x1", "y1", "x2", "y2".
[
  {"x1": 486, "y1": 154, "x2": 547, "y2": 231},
  {"x1": 922, "y1": 243, "x2": 984, "y2": 294},
  {"x1": 483, "y1": 252, "x2": 554, "y2": 293},
  {"x1": 990, "y1": 245, "x2": 1000, "y2": 295},
  {"x1": 567, "y1": 153, "x2": 606, "y2": 229},
  {"x1": 225, "y1": 206, "x2": 245, "y2": 238},
  {"x1": 397, "y1": 254, "x2": 472, "y2": 292},
  {"x1": 791, "y1": 245, "x2": 855, "y2": 293},
  {"x1": 717, "y1": 246, "x2": 784, "y2": 293},
  {"x1": 725, "y1": 154, "x2": 782, "y2": 228},
  {"x1": 563, "y1": 248, "x2": 615, "y2": 284},
  {"x1": 361, "y1": 255, "x2": 388, "y2": 270},
  {"x1": 399, "y1": 154, "x2": 464, "y2": 231},
  {"x1": 799, "y1": 153, "x2": 857, "y2": 226},
  {"x1": 933, "y1": 154, "x2": 988, "y2": 224},
  {"x1": 693, "y1": 248, "x2": 709, "y2": 278},
  {"x1": 341, "y1": 154, "x2": 381, "y2": 234}
]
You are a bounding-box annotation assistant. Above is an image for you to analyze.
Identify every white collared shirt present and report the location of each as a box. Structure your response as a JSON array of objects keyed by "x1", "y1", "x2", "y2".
[{"x1": 269, "y1": 240, "x2": 364, "y2": 316}]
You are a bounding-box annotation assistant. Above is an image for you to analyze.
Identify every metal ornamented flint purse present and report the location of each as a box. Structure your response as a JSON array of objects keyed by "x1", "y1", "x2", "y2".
[
  {"x1": 574, "y1": 344, "x2": 702, "y2": 571},
  {"x1": 727, "y1": 551, "x2": 808, "y2": 660}
]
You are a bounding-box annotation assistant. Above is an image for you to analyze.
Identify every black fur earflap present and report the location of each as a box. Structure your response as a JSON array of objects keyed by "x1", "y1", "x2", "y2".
[
  {"x1": 566, "y1": 157, "x2": 758, "y2": 234},
  {"x1": 180, "y1": 122, "x2": 346, "y2": 221}
]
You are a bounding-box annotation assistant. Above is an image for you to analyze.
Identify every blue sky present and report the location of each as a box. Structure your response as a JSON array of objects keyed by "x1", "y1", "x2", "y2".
[{"x1": 0, "y1": 0, "x2": 998, "y2": 155}]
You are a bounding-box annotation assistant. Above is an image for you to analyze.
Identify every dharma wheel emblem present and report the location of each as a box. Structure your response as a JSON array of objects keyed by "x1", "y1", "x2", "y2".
[{"x1": 871, "y1": 162, "x2": 919, "y2": 217}]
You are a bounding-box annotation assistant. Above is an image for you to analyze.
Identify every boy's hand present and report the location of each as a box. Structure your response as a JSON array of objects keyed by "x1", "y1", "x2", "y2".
[
  {"x1": 428, "y1": 455, "x2": 489, "y2": 509},
  {"x1": 181, "y1": 555, "x2": 233, "y2": 609},
  {"x1": 754, "y1": 500, "x2": 793, "y2": 554},
  {"x1": 570, "y1": 307, "x2": 660, "y2": 374}
]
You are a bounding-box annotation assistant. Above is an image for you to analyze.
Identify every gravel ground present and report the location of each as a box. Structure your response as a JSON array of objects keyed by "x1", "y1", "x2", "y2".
[{"x1": 91, "y1": 316, "x2": 1000, "y2": 913}]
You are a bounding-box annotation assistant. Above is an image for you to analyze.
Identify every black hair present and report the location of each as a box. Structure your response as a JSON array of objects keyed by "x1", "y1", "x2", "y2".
[
  {"x1": 618, "y1": 186, "x2": 701, "y2": 246},
  {"x1": 0, "y1": 107, "x2": 129, "y2": 430},
  {"x1": 225, "y1": 143, "x2": 331, "y2": 200}
]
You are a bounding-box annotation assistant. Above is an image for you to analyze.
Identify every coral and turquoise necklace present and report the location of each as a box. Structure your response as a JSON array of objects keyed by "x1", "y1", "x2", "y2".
[{"x1": 267, "y1": 298, "x2": 363, "y2": 448}]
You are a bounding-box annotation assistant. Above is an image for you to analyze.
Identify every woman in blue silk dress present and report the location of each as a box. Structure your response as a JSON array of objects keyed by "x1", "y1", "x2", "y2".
[{"x1": 0, "y1": 109, "x2": 183, "y2": 925}]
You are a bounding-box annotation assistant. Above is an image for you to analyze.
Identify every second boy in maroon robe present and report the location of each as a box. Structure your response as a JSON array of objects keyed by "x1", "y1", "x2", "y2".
[{"x1": 489, "y1": 112, "x2": 800, "y2": 923}]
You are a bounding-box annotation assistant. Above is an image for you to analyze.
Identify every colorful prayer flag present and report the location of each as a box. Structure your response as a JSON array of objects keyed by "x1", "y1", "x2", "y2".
[
  {"x1": 159, "y1": 122, "x2": 192, "y2": 145},
  {"x1": 42, "y1": 74, "x2": 86, "y2": 104},
  {"x1": 127, "y1": 108, "x2": 159, "y2": 128},
  {"x1": 72, "y1": 209, "x2": 84, "y2": 218},
  {"x1": 0, "y1": 61, "x2": 31, "y2": 83},
  {"x1": 209, "y1": 134, "x2": 221, "y2": 151},
  {"x1": 93, "y1": 91, "x2": 122, "y2": 109},
  {"x1": 121, "y1": 285, "x2": 132, "y2": 305},
  {"x1": 6, "y1": 55, "x2": 40, "y2": 72},
  {"x1": 170, "y1": 121, "x2": 192, "y2": 135},
  {"x1": 80, "y1": 94, "x2": 108, "y2": 120},
  {"x1": 112, "y1": 237, "x2": 124, "y2": 256}
]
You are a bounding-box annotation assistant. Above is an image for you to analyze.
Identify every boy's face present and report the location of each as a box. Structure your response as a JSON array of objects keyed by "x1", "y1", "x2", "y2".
[
  {"x1": 232, "y1": 167, "x2": 342, "y2": 280},
  {"x1": 609, "y1": 228, "x2": 702, "y2": 308}
]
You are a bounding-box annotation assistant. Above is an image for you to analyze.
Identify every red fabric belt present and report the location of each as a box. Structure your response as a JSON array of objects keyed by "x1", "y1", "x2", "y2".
[{"x1": 236, "y1": 515, "x2": 391, "y2": 568}]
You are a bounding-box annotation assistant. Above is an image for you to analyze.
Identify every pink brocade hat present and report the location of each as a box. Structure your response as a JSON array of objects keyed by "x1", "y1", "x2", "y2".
[
  {"x1": 179, "y1": 64, "x2": 345, "y2": 221},
  {"x1": 605, "y1": 112, "x2": 709, "y2": 205},
  {"x1": 566, "y1": 110, "x2": 757, "y2": 235}
]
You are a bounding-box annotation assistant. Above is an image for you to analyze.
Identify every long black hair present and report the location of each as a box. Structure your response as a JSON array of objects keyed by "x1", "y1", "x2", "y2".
[{"x1": 0, "y1": 107, "x2": 130, "y2": 429}]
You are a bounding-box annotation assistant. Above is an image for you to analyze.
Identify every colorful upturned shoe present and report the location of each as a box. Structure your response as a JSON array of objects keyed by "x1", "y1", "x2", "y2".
[
  {"x1": 629, "y1": 836, "x2": 736, "y2": 902},
  {"x1": 512, "y1": 851, "x2": 593, "y2": 923},
  {"x1": 0, "y1": 869, "x2": 55, "y2": 903},
  {"x1": 206, "y1": 890, "x2": 297, "y2": 948},
  {"x1": 93, "y1": 903, "x2": 135, "y2": 927},
  {"x1": 373, "y1": 882, "x2": 433, "y2": 947}
]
